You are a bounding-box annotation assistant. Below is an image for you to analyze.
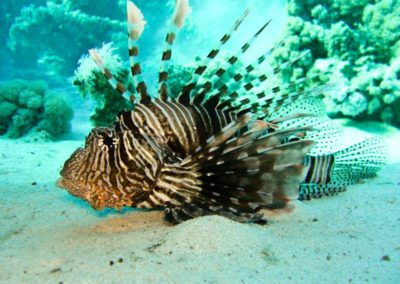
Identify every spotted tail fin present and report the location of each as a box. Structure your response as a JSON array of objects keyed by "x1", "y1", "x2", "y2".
[
  {"x1": 177, "y1": 8, "x2": 250, "y2": 105},
  {"x1": 299, "y1": 137, "x2": 387, "y2": 200},
  {"x1": 127, "y1": 0, "x2": 150, "y2": 103},
  {"x1": 150, "y1": 114, "x2": 314, "y2": 223},
  {"x1": 158, "y1": 0, "x2": 191, "y2": 101}
]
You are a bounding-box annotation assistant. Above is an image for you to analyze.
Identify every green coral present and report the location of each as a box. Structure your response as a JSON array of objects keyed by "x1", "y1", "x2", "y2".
[
  {"x1": 36, "y1": 92, "x2": 73, "y2": 136},
  {"x1": 272, "y1": 0, "x2": 400, "y2": 126},
  {"x1": 59, "y1": 0, "x2": 124, "y2": 19},
  {"x1": 362, "y1": 0, "x2": 400, "y2": 61},
  {"x1": 0, "y1": 79, "x2": 73, "y2": 138},
  {"x1": 7, "y1": 2, "x2": 124, "y2": 75},
  {"x1": 0, "y1": 1, "x2": 46, "y2": 76},
  {"x1": 324, "y1": 21, "x2": 361, "y2": 63}
]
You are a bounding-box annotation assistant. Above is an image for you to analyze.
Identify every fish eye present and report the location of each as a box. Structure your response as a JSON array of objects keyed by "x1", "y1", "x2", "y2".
[
  {"x1": 96, "y1": 131, "x2": 118, "y2": 148},
  {"x1": 103, "y1": 136, "x2": 114, "y2": 146}
]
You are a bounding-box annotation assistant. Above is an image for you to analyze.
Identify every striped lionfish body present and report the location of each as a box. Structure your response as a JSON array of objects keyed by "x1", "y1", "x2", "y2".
[{"x1": 57, "y1": 0, "x2": 386, "y2": 224}]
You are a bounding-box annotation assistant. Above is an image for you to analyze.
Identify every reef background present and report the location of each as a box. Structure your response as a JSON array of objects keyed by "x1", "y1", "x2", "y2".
[{"x1": 0, "y1": 0, "x2": 399, "y2": 283}]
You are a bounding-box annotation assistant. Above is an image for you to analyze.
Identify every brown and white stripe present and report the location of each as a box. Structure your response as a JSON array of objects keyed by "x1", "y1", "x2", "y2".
[
  {"x1": 178, "y1": 8, "x2": 250, "y2": 105},
  {"x1": 191, "y1": 19, "x2": 273, "y2": 105},
  {"x1": 303, "y1": 154, "x2": 335, "y2": 184},
  {"x1": 127, "y1": 1, "x2": 149, "y2": 102}
]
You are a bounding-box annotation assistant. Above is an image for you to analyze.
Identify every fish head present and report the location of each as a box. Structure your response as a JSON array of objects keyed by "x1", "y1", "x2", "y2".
[{"x1": 57, "y1": 127, "x2": 133, "y2": 210}]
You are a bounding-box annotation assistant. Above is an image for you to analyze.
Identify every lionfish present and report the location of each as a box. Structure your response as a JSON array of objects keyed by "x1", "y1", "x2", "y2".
[{"x1": 57, "y1": 0, "x2": 386, "y2": 224}]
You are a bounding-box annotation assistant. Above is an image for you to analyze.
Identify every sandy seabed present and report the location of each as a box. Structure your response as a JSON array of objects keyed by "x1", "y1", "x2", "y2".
[{"x1": 0, "y1": 121, "x2": 399, "y2": 284}]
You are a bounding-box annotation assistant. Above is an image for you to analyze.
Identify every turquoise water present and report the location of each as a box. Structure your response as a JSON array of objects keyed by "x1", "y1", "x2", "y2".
[{"x1": 1, "y1": 1, "x2": 399, "y2": 283}]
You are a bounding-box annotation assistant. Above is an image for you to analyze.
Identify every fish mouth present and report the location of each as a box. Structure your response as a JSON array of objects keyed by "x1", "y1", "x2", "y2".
[
  {"x1": 56, "y1": 176, "x2": 91, "y2": 202},
  {"x1": 56, "y1": 177, "x2": 77, "y2": 192},
  {"x1": 56, "y1": 176, "x2": 78, "y2": 196},
  {"x1": 56, "y1": 176, "x2": 112, "y2": 210},
  {"x1": 56, "y1": 177, "x2": 66, "y2": 189}
]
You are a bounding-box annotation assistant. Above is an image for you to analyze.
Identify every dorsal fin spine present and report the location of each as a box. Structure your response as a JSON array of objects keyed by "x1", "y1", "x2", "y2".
[
  {"x1": 158, "y1": 26, "x2": 178, "y2": 101},
  {"x1": 201, "y1": 42, "x2": 283, "y2": 111},
  {"x1": 177, "y1": 8, "x2": 250, "y2": 105},
  {"x1": 127, "y1": 0, "x2": 149, "y2": 103},
  {"x1": 158, "y1": 0, "x2": 191, "y2": 101},
  {"x1": 191, "y1": 20, "x2": 271, "y2": 104},
  {"x1": 191, "y1": 19, "x2": 273, "y2": 105},
  {"x1": 210, "y1": 51, "x2": 321, "y2": 117},
  {"x1": 88, "y1": 49, "x2": 132, "y2": 102}
]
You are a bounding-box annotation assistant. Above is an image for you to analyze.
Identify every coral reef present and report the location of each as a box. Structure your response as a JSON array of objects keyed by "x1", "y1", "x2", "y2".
[
  {"x1": 0, "y1": 1, "x2": 46, "y2": 76},
  {"x1": 6, "y1": 1, "x2": 125, "y2": 76},
  {"x1": 0, "y1": 79, "x2": 73, "y2": 138},
  {"x1": 362, "y1": 0, "x2": 400, "y2": 61},
  {"x1": 2, "y1": 0, "x2": 261, "y2": 80},
  {"x1": 271, "y1": 0, "x2": 400, "y2": 126},
  {"x1": 2, "y1": 0, "x2": 184, "y2": 78}
]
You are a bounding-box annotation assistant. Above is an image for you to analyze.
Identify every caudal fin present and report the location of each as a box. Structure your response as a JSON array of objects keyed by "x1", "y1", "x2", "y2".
[{"x1": 299, "y1": 137, "x2": 387, "y2": 200}]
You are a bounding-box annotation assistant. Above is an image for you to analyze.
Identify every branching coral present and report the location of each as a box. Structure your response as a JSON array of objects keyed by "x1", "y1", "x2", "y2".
[
  {"x1": 272, "y1": 0, "x2": 400, "y2": 126},
  {"x1": 0, "y1": 1, "x2": 46, "y2": 76},
  {"x1": 362, "y1": 0, "x2": 400, "y2": 62},
  {"x1": 7, "y1": 2, "x2": 125, "y2": 75},
  {"x1": 317, "y1": 58, "x2": 400, "y2": 124},
  {"x1": 58, "y1": 0, "x2": 124, "y2": 19},
  {"x1": 0, "y1": 80, "x2": 73, "y2": 138}
]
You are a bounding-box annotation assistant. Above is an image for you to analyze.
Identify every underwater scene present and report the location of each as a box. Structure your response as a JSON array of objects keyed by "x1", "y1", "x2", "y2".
[{"x1": 0, "y1": 0, "x2": 399, "y2": 283}]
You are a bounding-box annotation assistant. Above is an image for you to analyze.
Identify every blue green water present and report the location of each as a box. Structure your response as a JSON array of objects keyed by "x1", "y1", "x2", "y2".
[{"x1": 0, "y1": 0, "x2": 399, "y2": 283}]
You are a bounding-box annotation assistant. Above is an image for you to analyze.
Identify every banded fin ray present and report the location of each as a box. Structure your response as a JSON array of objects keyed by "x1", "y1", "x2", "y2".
[
  {"x1": 88, "y1": 49, "x2": 133, "y2": 102},
  {"x1": 190, "y1": 19, "x2": 273, "y2": 105},
  {"x1": 177, "y1": 8, "x2": 250, "y2": 105},
  {"x1": 234, "y1": 79, "x2": 338, "y2": 120},
  {"x1": 127, "y1": 0, "x2": 149, "y2": 103},
  {"x1": 202, "y1": 44, "x2": 302, "y2": 110},
  {"x1": 149, "y1": 115, "x2": 314, "y2": 223},
  {"x1": 158, "y1": 0, "x2": 191, "y2": 101}
]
